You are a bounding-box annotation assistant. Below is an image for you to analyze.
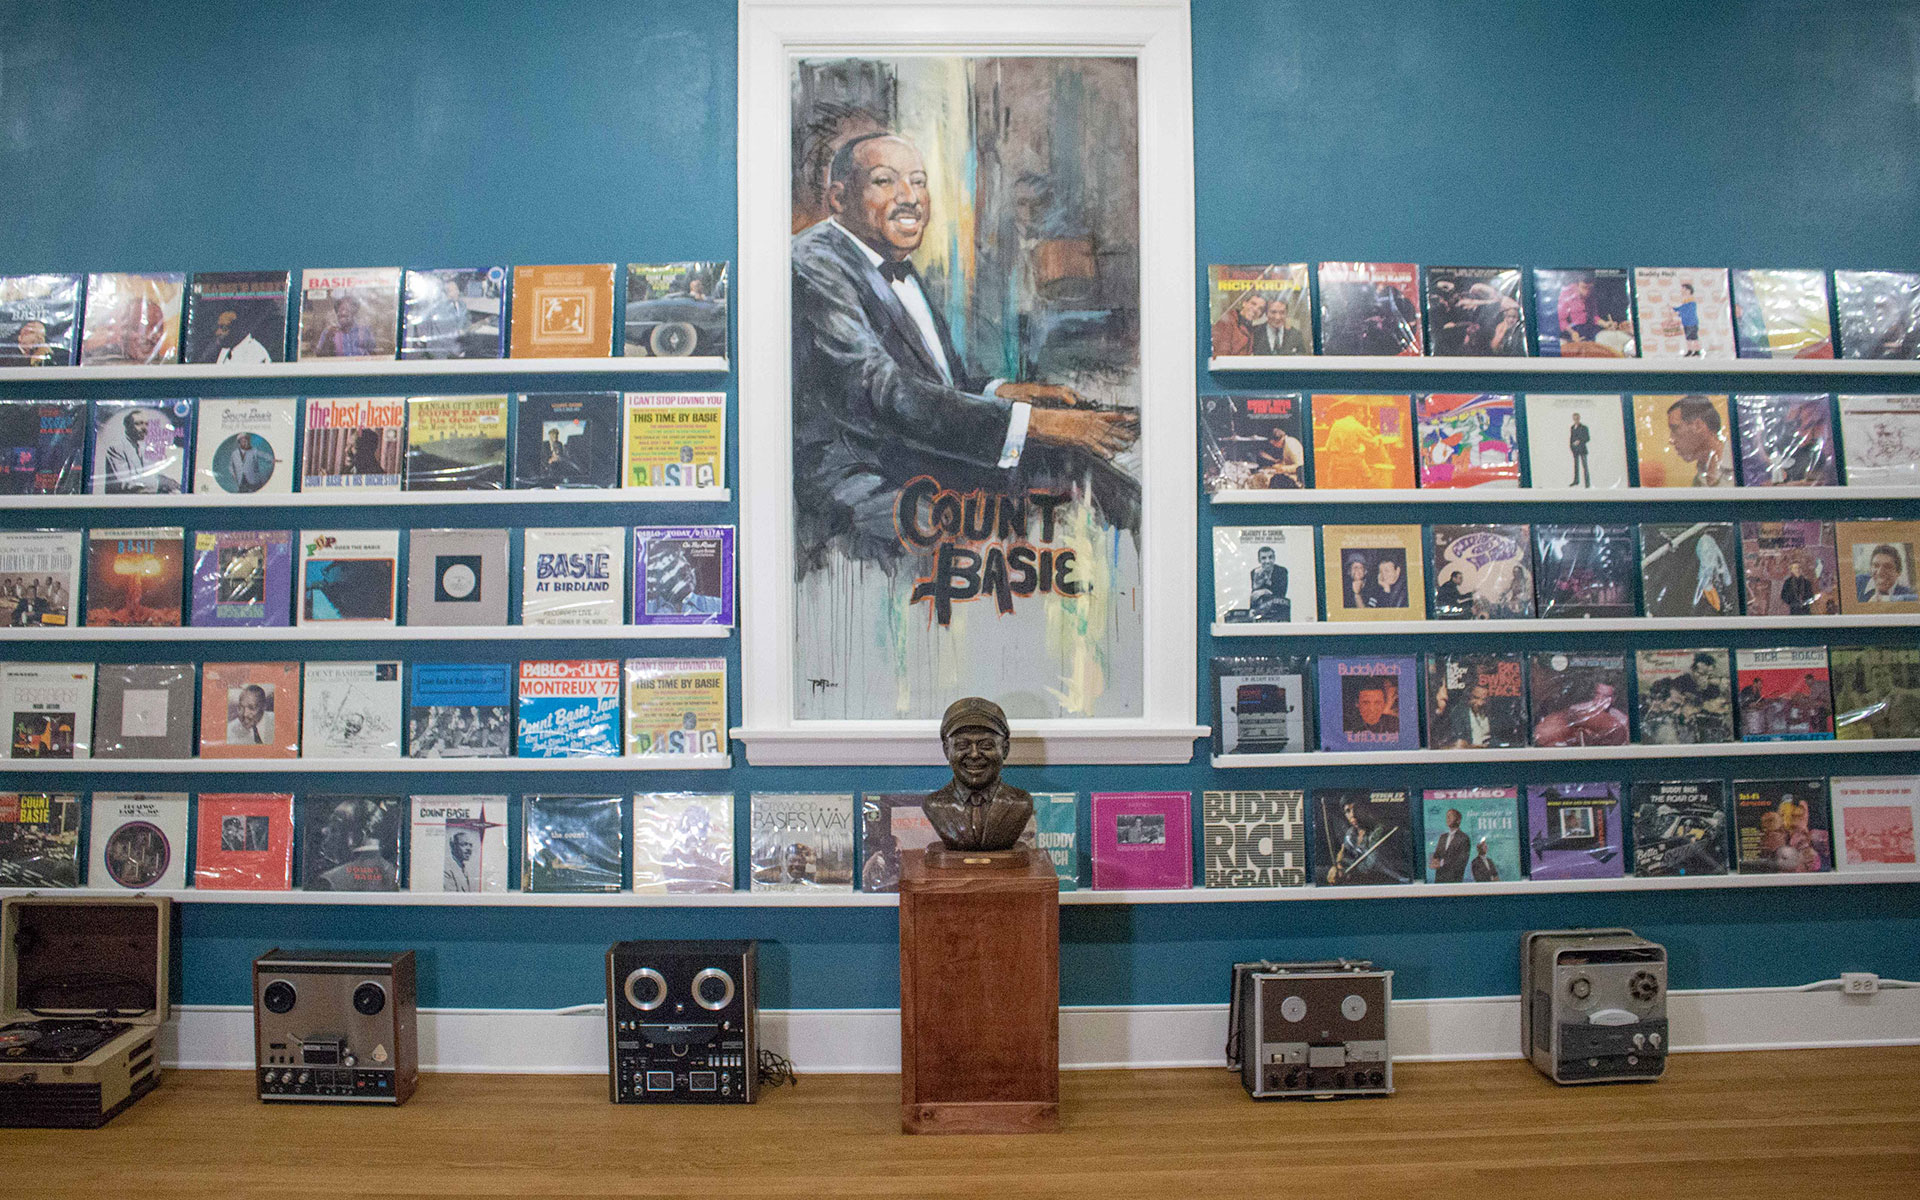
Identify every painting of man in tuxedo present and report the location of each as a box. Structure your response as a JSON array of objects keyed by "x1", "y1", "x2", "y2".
[
  {"x1": 791, "y1": 130, "x2": 1135, "y2": 563},
  {"x1": 790, "y1": 56, "x2": 1146, "y2": 721}
]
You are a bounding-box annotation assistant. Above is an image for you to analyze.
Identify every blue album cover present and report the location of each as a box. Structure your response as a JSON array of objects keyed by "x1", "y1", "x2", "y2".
[
  {"x1": 405, "y1": 663, "x2": 513, "y2": 758},
  {"x1": 0, "y1": 400, "x2": 87, "y2": 495},
  {"x1": 516, "y1": 660, "x2": 621, "y2": 758},
  {"x1": 523, "y1": 794, "x2": 624, "y2": 892},
  {"x1": 633, "y1": 525, "x2": 735, "y2": 626},
  {"x1": 401, "y1": 267, "x2": 507, "y2": 360},
  {"x1": 1317, "y1": 656, "x2": 1420, "y2": 752}
]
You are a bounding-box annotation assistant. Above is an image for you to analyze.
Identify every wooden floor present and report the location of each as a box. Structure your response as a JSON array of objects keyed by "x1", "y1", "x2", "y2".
[{"x1": 5, "y1": 1050, "x2": 1918, "y2": 1198}]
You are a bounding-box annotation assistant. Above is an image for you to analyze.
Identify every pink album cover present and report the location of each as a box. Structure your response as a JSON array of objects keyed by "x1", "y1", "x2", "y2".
[{"x1": 1090, "y1": 792, "x2": 1192, "y2": 890}]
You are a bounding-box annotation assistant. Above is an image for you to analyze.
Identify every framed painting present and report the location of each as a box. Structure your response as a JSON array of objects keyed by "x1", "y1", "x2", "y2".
[{"x1": 736, "y1": 0, "x2": 1200, "y2": 764}]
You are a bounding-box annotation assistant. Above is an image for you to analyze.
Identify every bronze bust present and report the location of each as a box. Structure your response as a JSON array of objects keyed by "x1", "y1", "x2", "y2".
[{"x1": 922, "y1": 697, "x2": 1033, "y2": 852}]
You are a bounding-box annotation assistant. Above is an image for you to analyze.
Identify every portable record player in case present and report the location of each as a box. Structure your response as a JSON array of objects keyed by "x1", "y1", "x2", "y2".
[{"x1": 0, "y1": 895, "x2": 171, "y2": 1128}]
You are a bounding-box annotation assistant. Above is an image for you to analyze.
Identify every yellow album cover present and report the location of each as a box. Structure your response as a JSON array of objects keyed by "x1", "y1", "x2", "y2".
[
  {"x1": 1322, "y1": 525, "x2": 1427, "y2": 622},
  {"x1": 622, "y1": 392, "x2": 725, "y2": 490},
  {"x1": 623, "y1": 657, "x2": 728, "y2": 757},
  {"x1": 1631, "y1": 394, "x2": 1732, "y2": 487},
  {"x1": 403, "y1": 395, "x2": 509, "y2": 490},
  {"x1": 1310, "y1": 394, "x2": 1414, "y2": 489}
]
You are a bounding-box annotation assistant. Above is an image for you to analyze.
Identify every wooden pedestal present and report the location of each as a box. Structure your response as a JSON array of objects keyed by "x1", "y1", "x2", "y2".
[{"x1": 898, "y1": 849, "x2": 1060, "y2": 1135}]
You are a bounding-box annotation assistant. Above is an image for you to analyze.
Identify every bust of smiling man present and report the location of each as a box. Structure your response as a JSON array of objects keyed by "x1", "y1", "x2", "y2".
[{"x1": 921, "y1": 697, "x2": 1034, "y2": 853}]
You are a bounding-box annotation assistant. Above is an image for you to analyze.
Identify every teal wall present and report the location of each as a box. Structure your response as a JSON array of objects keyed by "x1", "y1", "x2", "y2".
[{"x1": 2, "y1": 0, "x2": 1916, "y2": 1010}]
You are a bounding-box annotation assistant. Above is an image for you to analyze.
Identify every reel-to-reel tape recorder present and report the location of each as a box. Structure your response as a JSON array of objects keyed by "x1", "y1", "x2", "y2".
[{"x1": 606, "y1": 940, "x2": 758, "y2": 1104}]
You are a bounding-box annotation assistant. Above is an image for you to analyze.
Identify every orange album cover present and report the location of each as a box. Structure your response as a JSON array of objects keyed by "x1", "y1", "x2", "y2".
[
  {"x1": 510, "y1": 264, "x2": 617, "y2": 358},
  {"x1": 193, "y1": 792, "x2": 293, "y2": 890},
  {"x1": 199, "y1": 661, "x2": 301, "y2": 758},
  {"x1": 1311, "y1": 394, "x2": 1415, "y2": 489}
]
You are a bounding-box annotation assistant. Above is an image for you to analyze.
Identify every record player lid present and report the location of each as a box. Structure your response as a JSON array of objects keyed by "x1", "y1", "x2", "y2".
[{"x1": 2, "y1": 897, "x2": 171, "y2": 1027}]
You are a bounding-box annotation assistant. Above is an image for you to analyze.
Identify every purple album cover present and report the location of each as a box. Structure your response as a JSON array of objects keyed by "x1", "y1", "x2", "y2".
[
  {"x1": 191, "y1": 530, "x2": 294, "y2": 627},
  {"x1": 1317, "y1": 655, "x2": 1420, "y2": 752},
  {"x1": 1525, "y1": 782, "x2": 1625, "y2": 880},
  {"x1": 633, "y1": 525, "x2": 735, "y2": 626}
]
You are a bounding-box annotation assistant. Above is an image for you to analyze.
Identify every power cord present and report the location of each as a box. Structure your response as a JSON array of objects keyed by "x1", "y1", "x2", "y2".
[
  {"x1": 1793, "y1": 976, "x2": 1920, "y2": 992},
  {"x1": 757, "y1": 1049, "x2": 798, "y2": 1088}
]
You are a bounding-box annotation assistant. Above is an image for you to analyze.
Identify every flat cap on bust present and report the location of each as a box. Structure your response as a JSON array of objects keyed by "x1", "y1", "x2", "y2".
[{"x1": 940, "y1": 696, "x2": 1009, "y2": 740}]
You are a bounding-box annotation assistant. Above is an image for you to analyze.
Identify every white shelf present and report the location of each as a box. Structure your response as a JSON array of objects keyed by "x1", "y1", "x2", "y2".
[
  {"x1": 1207, "y1": 354, "x2": 1920, "y2": 376},
  {"x1": 7, "y1": 866, "x2": 1913, "y2": 907},
  {"x1": 0, "y1": 886, "x2": 889, "y2": 908},
  {"x1": 1068, "y1": 866, "x2": 1920, "y2": 903},
  {"x1": 2, "y1": 486, "x2": 729, "y2": 509},
  {"x1": 0, "y1": 624, "x2": 732, "y2": 642},
  {"x1": 1212, "y1": 737, "x2": 1920, "y2": 768},
  {"x1": 1210, "y1": 485, "x2": 1920, "y2": 504},
  {"x1": 0, "y1": 356, "x2": 729, "y2": 383},
  {"x1": 1211, "y1": 614, "x2": 1920, "y2": 638},
  {"x1": 0, "y1": 754, "x2": 732, "y2": 773}
]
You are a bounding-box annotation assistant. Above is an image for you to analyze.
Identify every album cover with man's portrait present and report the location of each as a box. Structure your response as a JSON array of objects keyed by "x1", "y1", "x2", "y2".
[
  {"x1": 1321, "y1": 524, "x2": 1425, "y2": 623},
  {"x1": 1208, "y1": 264, "x2": 1311, "y2": 358},
  {"x1": 1317, "y1": 655, "x2": 1418, "y2": 753},
  {"x1": 184, "y1": 270, "x2": 290, "y2": 364}
]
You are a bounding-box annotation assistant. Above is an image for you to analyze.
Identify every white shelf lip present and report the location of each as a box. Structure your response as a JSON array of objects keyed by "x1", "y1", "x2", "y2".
[
  {"x1": 733, "y1": 723, "x2": 1211, "y2": 767},
  {"x1": 0, "y1": 624, "x2": 732, "y2": 642},
  {"x1": 1211, "y1": 614, "x2": 1920, "y2": 638},
  {"x1": 1212, "y1": 738, "x2": 1920, "y2": 768},
  {"x1": 1209, "y1": 485, "x2": 1920, "y2": 504},
  {"x1": 7, "y1": 866, "x2": 1913, "y2": 907},
  {"x1": 0, "y1": 753, "x2": 732, "y2": 773},
  {"x1": 0, "y1": 886, "x2": 890, "y2": 908},
  {"x1": 1206, "y1": 354, "x2": 1920, "y2": 375},
  {"x1": 0, "y1": 356, "x2": 729, "y2": 382},
  {"x1": 2, "y1": 486, "x2": 730, "y2": 508},
  {"x1": 1066, "y1": 866, "x2": 1920, "y2": 903}
]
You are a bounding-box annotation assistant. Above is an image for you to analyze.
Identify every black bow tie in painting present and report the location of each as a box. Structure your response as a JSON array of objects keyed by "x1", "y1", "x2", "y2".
[{"x1": 877, "y1": 259, "x2": 916, "y2": 283}]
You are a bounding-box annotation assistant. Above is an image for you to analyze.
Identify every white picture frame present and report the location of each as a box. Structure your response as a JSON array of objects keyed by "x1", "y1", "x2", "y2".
[{"x1": 735, "y1": 0, "x2": 1201, "y2": 765}]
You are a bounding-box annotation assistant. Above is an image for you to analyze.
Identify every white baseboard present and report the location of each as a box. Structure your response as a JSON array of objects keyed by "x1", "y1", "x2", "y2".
[{"x1": 159, "y1": 985, "x2": 1920, "y2": 1074}]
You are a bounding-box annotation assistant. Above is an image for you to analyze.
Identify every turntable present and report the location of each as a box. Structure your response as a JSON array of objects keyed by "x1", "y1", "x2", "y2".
[
  {"x1": 1, "y1": 1019, "x2": 135, "y2": 1064},
  {"x1": 1, "y1": 896, "x2": 172, "y2": 1128}
]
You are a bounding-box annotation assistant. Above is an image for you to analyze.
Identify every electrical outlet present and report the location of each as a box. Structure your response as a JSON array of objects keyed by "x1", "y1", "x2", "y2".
[{"x1": 1841, "y1": 972, "x2": 1880, "y2": 995}]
